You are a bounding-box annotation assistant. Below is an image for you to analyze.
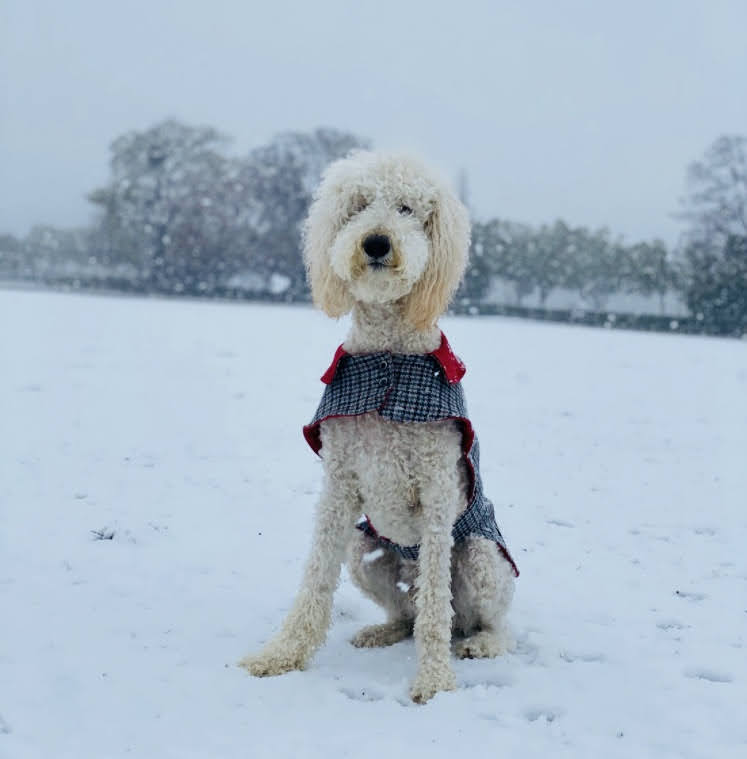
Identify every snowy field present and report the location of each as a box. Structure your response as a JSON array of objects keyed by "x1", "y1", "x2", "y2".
[{"x1": 1, "y1": 289, "x2": 746, "y2": 759}]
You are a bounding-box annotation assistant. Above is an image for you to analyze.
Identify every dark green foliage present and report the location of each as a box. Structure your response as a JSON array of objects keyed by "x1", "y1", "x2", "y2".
[
  {"x1": 0, "y1": 233, "x2": 23, "y2": 278},
  {"x1": 683, "y1": 235, "x2": 747, "y2": 335},
  {"x1": 677, "y1": 134, "x2": 747, "y2": 336}
]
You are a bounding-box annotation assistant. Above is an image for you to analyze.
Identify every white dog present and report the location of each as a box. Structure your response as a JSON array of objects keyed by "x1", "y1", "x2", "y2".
[{"x1": 240, "y1": 151, "x2": 518, "y2": 704}]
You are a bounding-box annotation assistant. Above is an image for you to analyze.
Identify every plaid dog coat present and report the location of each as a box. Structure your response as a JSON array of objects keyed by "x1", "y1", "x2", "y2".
[{"x1": 303, "y1": 333, "x2": 519, "y2": 577}]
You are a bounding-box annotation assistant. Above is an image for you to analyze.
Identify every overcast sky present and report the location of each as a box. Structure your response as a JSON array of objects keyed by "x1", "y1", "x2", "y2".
[{"x1": 2, "y1": 0, "x2": 746, "y2": 243}]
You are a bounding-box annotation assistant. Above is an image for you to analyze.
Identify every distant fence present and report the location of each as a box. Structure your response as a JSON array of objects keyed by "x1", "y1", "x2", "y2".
[
  {"x1": 446, "y1": 301, "x2": 739, "y2": 338},
  {"x1": 1, "y1": 274, "x2": 302, "y2": 304},
  {"x1": 2, "y1": 274, "x2": 743, "y2": 339}
]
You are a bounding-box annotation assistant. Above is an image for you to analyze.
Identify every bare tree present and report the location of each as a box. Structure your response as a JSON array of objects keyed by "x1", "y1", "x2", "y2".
[{"x1": 679, "y1": 134, "x2": 747, "y2": 248}]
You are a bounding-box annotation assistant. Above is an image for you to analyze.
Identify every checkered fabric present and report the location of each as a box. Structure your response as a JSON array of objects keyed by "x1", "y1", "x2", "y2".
[{"x1": 303, "y1": 343, "x2": 519, "y2": 577}]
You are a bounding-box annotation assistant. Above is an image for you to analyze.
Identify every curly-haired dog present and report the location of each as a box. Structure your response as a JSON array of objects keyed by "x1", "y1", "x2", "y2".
[{"x1": 240, "y1": 152, "x2": 518, "y2": 704}]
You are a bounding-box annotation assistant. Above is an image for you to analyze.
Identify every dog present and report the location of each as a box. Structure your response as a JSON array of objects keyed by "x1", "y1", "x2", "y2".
[{"x1": 240, "y1": 151, "x2": 518, "y2": 704}]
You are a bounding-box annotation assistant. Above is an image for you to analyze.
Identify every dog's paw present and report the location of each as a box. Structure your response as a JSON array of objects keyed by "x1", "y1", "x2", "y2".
[
  {"x1": 351, "y1": 621, "x2": 413, "y2": 648},
  {"x1": 454, "y1": 631, "x2": 509, "y2": 660},
  {"x1": 238, "y1": 648, "x2": 307, "y2": 677},
  {"x1": 409, "y1": 669, "x2": 457, "y2": 704}
]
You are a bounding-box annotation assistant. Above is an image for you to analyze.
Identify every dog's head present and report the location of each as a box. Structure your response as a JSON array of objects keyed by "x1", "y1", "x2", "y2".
[{"x1": 303, "y1": 151, "x2": 470, "y2": 330}]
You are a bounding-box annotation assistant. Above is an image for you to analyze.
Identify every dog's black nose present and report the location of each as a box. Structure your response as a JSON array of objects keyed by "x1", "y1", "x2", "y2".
[{"x1": 362, "y1": 234, "x2": 391, "y2": 260}]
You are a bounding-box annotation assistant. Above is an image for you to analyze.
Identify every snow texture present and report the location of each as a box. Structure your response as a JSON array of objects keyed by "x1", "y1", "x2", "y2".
[{"x1": 1, "y1": 289, "x2": 746, "y2": 759}]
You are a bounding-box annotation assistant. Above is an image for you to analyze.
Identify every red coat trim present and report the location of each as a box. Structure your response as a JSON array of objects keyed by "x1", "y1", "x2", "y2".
[
  {"x1": 320, "y1": 344, "x2": 347, "y2": 384},
  {"x1": 429, "y1": 332, "x2": 466, "y2": 384},
  {"x1": 319, "y1": 331, "x2": 466, "y2": 386}
]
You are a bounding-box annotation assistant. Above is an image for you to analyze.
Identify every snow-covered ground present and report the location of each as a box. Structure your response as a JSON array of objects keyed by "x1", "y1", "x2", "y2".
[{"x1": 1, "y1": 289, "x2": 745, "y2": 759}]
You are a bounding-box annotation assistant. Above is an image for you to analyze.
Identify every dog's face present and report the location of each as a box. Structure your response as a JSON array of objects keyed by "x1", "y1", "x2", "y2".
[
  {"x1": 327, "y1": 160, "x2": 435, "y2": 305},
  {"x1": 304, "y1": 152, "x2": 470, "y2": 329}
]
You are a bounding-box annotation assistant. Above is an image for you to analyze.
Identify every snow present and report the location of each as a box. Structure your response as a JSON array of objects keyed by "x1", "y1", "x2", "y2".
[
  {"x1": 1, "y1": 289, "x2": 746, "y2": 759},
  {"x1": 362, "y1": 548, "x2": 385, "y2": 564}
]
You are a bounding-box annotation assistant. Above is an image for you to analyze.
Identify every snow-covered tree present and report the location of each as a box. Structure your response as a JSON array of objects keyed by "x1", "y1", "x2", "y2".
[
  {"x1": 22, "y1": 226, "x2": 93, "y2": 281},
  {"x1": 89, "y1": 120, "x2": 235, "y2": 293},
  {"x1": 231, "y1": 128, "x2": 369, "y2": 298},
  {"x1": 471, "y1": 219, "x2": 536, "y2": 305},
  {"x1": 624, "y1": 239, "x2": 673, "y2": 313},
  {"x1": 678, "y1": 135, "x2": 747, "y2": 334},
  {"x1": 0, "y1": 233, "x2": 23, "y2": 279},
  {"x1": 88, "y1": 122, "x2": 368, "y2": 297},
  {"x1": 531, "y1": 221, "x2": 576, "y2": 306}
]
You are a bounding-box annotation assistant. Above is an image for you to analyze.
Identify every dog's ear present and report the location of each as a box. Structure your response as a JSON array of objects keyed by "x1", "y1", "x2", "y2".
[
  {"x1": 303, "y1": 192, "x2": 354, "y2": 319},
  {"x1": 403, "y1": 188, "x2": 470, "y2": 330}
]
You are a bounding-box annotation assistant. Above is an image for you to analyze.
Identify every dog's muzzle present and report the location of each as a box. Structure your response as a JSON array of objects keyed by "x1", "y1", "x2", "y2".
[{"x1": 362, "y1": 234, "x2": 391, "y2": 263}]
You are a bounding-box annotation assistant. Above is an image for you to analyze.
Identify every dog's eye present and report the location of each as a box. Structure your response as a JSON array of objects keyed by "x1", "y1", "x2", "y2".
[{"x1": 398, "y1": 204, "x2": 413, "y2": 216}]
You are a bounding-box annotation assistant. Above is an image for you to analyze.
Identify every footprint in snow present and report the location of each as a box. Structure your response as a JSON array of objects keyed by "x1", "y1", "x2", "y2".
[
  {"x1": 339, "y1": 686, "x2": 385, "y2": 702},
  {"x1": 683, "y1": 668, "x2": 732, "y2": 684},
  {"x1": 674, "y1": 589, "x2": 708, "y2": 602},
  {"x1": 461, "y1": 672, "x2": 514, "y2": 689},
  {"x1": 477, "y1": 712, "x2": 504, "y2": 723},
  {"x1": 512, "y1": 636, "x2": 542, "y2": 665},
  {"x1": 656, "y1": 619, "x2": 688, "y2": 632},
  {"x1": 525, "y1": 706, "x2": 562, "y2": 723},
  {"x1": 546, "y1": 519, "x2": 574, "y2": 528},
  {"x1": 559, "y1": 650, "x2": 605, "y2": 663},
  {"x1": 693, "y1": 526, "x2": 717, "y2": 536}
]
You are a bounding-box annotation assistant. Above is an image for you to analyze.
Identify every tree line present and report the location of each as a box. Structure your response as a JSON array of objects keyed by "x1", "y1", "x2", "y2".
[{"x1": 0, "y1": 122, "x2": 744, "y2": 336}]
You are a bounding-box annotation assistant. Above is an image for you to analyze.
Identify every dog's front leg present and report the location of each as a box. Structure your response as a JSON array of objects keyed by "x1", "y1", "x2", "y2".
[
  {"x1": 239, "y1": 471, "x2": 358, "y2": 677},
  {"x1": 410, "y1": 476, "x2": 459, "y2": 704}
]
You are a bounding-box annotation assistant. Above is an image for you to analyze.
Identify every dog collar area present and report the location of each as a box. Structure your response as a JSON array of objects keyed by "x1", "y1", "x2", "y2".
[{"x1": 320, "y1": 331, "x2": 466, "y2": 385}]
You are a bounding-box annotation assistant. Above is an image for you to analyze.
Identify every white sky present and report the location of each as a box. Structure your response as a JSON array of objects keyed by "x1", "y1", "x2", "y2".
[{"x1": 1, "y1": 0, "x2": 746, "y2": 243}]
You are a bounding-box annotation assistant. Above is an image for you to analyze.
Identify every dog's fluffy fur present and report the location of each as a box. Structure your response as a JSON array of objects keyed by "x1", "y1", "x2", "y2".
[{"x1": 240, "y1": 151, "x2": 515, "y2": 703}]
